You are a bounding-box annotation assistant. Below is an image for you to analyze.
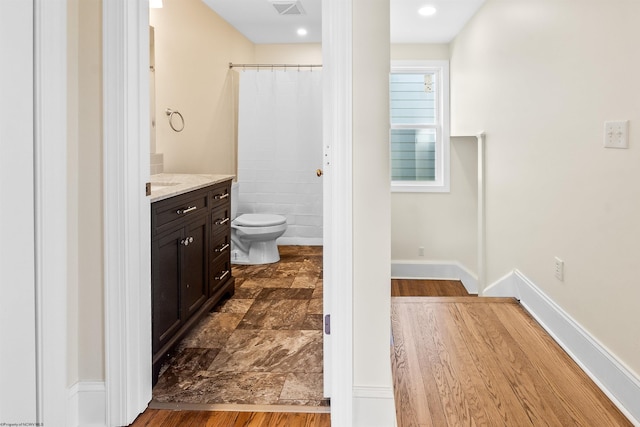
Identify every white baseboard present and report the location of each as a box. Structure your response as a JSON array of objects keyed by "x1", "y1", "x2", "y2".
[
  {"x1": 391, "y1": 260, "x2": 478, "y2": 294},
  {"x1": 68, "y1": 381, "x2": 106, "y2": 427},
  {"x1": 484, "y1": 270, "x2": 640, "y2": 426},
  {"x1": 353, "y1": 385, "x2": 396, "y2": 427}
]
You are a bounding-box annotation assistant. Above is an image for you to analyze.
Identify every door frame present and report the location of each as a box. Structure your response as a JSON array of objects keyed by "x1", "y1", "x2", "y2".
[
  {"x1": 3, "y1": 0, "x2": 69, "y2": 425},
  {"x1": 102, "y1": 0, "x2": 354, "y2": 426}
]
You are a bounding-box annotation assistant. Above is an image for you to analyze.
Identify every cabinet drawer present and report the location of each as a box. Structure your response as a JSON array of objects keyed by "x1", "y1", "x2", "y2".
[
  {"x1": 211, "y1": 205, "x2": 231, "y2": 236},
  {"x1": 210, "y1": 181, "x2": 231, "y2": 209},
  {"x1": 153, "y1": 189, "x2": 209, "y2": 231},
  {"x1": 211, "y1": 232, "x2": 230, "y2": 263},
  {"x1": 210, "y1": 257, "x2": 231, "y2": 295}
]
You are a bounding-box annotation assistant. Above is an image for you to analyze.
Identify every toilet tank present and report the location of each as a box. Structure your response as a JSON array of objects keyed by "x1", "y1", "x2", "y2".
[{"x1": 231, "y1": 181, "x2": 239, "y2": 220}]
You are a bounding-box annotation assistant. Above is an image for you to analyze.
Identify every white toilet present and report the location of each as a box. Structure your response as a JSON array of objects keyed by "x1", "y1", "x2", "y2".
[{"x1": 230, "y1": 182, "x2": 287, "y2": 265}]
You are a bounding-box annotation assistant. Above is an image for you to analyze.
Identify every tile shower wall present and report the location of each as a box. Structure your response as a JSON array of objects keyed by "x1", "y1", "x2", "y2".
[
  {"x1": 237, "y1": 70, "x2": 323, "y2": 245},
  {"x1": 150, "y1": 153, "x2": 164, "y2": 175}
]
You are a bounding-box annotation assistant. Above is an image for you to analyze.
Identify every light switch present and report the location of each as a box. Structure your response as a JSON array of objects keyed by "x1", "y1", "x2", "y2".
[{"x1": 604, "y1": 120, "x2": 629, "y2": 149}]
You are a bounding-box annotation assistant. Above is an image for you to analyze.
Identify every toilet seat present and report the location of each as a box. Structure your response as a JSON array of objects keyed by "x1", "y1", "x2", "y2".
[{"x1": 234, "y1": 213, "x2": 286, "y2": 227}]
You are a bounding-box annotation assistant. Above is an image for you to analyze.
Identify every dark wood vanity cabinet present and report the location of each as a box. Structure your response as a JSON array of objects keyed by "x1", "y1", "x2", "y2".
[{"x1": 151, "y1": 179, "x2": 234, "y2": 384}]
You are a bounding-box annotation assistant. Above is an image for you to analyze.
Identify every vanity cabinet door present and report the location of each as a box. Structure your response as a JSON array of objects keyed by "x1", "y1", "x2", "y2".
[
  {"x1": 181, "y1": 215, "x2": 208, "y2": 319},
  {"x1": 152, "y1": 227, "x2": 183, "y2": 355}
]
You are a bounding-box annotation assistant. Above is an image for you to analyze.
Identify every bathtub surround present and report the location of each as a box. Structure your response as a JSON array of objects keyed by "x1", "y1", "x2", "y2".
[
  {"x1": 237, "y1": 70, "x2": 323, "y2": 246},
  {"x1": 152, "y1": 246, "x2": 326, "y2": 409}
]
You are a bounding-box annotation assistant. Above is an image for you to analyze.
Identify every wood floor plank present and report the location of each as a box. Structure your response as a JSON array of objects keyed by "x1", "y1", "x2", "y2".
[
  {"x1": 390, "y1": 303, "x2": 436, "y2": 426},
  {"x1": 493, "y1": 303, "x2": 631, "y2": 426},
  {"x1": 395, "y1": 296, "x2": 515, "y2": 304},
  {"x1": 391, "y1": 279, "x2": 470, "y2": 297},
  {"x1": 457, "y1": 302, "x2": 564, "y2": 425},
  {"x1": 448, "y1": 305, "x2": 523, "y2": 426},
  {"x1": 436, "y1": 303, "x2": 496, "y2": 426},
  {"x1": 391, "y1": 298, "x2": 632, "y2": 427},
  {"x1": 129, "y1": 410, "x2": 331, "y2": 427}
]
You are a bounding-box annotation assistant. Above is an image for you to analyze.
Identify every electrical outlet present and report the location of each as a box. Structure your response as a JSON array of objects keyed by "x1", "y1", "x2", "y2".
[
  {"x1": 604, "y1": 120, "x2": 629, "y2": 149},
  {"x1": 554, "y1": 257, "x2": 564, "y2": 281},
  {"x1": 418, "y1": 246, "x2": 425, "y2": 257}
]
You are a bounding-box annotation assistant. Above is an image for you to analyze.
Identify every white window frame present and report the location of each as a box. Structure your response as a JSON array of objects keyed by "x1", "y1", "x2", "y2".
[{"x1": 390, "y1": 60, "x2": 450, "y2": 193}]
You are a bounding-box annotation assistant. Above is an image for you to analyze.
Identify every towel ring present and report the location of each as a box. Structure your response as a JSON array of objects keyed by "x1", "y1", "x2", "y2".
[{"x1": 166, "y1": 108, "x2": 184, "y2": 132}]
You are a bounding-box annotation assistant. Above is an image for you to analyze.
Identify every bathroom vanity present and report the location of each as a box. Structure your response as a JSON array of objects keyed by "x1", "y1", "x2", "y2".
[{"x1": 150, "y1": 173, "x2": 235, "y2": 384}]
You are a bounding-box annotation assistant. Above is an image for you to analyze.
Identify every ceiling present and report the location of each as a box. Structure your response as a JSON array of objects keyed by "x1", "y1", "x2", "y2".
[{"x1": 202, "y1": 0, "x2": 486, "y2": 44}]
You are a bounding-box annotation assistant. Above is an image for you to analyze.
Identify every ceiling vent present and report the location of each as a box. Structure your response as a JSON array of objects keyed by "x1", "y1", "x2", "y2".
[{"x1": 268, "y1": 0, "x2": 306, "y2": 15}]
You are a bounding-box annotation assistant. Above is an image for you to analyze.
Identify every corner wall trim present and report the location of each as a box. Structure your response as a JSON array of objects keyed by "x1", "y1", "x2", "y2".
[
  {"x1": 484, "y1": 270, "x2": 640, "y2": 425},
  {"x1": 352, "y1": 386, "x2": 396, "y2": 427},
  {"x1": 68, "y1": 382, "x2": 107, "y2": 427},
  {"x1": 391, "y1": 260, "x2": 478, "y2": 294}
]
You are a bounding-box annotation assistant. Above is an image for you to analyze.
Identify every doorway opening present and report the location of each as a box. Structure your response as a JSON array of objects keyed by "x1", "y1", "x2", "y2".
[{"x1": 151, "y1": 246, "x2": 327, "y2": 409}]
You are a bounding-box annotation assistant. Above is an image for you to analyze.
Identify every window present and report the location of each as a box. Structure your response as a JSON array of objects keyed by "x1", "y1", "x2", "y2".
[{"x1": 390, "y1": 61, "x2": 450, "y2": 192}]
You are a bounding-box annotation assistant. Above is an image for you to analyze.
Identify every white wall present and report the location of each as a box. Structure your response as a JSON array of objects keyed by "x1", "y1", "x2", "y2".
[
  {"x1": 352, "y1": 0, "x2": 395, "y2": 425},
  {"x1": 391, "y1": 43, "x2": 449, "y2": 61},
  {"x1": 255, "y1": 43, "x2": 322, "y2": 64},
  {"x1": 451, "y1": 0, "x2": 640, "y2": 378},
  {"x1": 0, "y1": 0, "x2": 37, "y2": 419},
  {"x1": 391, "y1": 136, "x2": 478, "y2": 271},
  {"x1": 390, "y1": 44, "x2": 478, "y2": 276}
]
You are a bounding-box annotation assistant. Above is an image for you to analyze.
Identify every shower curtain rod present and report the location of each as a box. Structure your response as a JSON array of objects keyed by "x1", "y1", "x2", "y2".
[{"x1": 228, "y1": 62, "x2": 322, "y2": 70}]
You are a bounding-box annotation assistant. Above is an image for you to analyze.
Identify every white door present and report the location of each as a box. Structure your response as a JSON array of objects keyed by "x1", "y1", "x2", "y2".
[{"x1": 0, "y1": 0, "x2": 38, "y2": 423}]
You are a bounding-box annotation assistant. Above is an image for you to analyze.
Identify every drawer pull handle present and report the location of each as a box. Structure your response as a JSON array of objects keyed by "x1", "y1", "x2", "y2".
[
  {"x1": 180, "y1": 236, "x2": 194, "y2": 246},
  {"x1": 215, "y1": 270, "x2": 230, "y2": 281},
  {"x1": 214, "y1": 243, "x2": 230, "y2": 253},
  {"x1": 214, "y1": 193, "x2": 229, "y2": 200},
  {"x1": 214, "y1": 217, "x2": 230, "y2": 225},
  {"x1": 177, "y1": 206, "x2": 197, "y2": 215}
]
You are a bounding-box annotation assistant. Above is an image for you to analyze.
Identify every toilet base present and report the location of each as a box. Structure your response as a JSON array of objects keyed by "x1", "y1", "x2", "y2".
[{"x1": 231, "y1": 240, "x2": 281, "y2": 265}]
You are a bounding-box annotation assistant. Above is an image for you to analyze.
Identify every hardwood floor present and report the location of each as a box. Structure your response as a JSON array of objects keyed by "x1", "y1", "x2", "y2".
[
  {"x1": 129, "y1": 409, "x2": 330, "y2": 427},
  {"x1": 133, "y1": 279, "x2": 631, "y2": 426},
  {"x1": 391, "y1": 279, "x2": 471, "y2": 297},
  {"x1": 391, "y1": 296, "x2": 632, "y2": 426}
]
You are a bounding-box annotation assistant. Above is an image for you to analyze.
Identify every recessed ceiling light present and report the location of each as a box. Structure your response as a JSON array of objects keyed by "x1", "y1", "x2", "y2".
[
  {"x1": 149, "y1": 0, "x2": 163, "y2": 8},
  {"x1": 297, "y1": 28, "x2": 308, "y2": 36},
  {"x1": 418, "y1": 5, "x2": 437, "y2": 16}
]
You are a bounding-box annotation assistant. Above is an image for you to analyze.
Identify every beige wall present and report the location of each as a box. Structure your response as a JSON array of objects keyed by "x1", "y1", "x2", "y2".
[
  {"x1": 67, "y1": 0, "x2": 79, "y2": 387},
  {"x1": 390, "y1": 44, "x2": 478, "y2": 273},
  {"x1": 391, "y1": 137, "x2": 478, "y2": 271},
  {"x1": 67, "y1": 0, "x2": 104, "y2": 382},
  {"x1": 451, "y1": 0, "x2": 640, "y2": 376},
  {"x1": 352, "y1": 0, "x2": 393, "y2": 413},
  {"x1": 150, "y1": 0, "x2": 254, "y2": 175}
]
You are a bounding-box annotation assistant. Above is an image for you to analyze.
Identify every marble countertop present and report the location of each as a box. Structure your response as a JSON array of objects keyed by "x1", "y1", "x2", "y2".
[{"x1": 149, "y1": 173, "x2": 235, "y2": 202}]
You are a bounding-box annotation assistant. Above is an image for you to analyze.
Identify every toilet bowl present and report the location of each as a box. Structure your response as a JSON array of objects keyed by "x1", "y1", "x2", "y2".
[{"x1": 230, "y1": 183, "x2": 287, "y2": 265}]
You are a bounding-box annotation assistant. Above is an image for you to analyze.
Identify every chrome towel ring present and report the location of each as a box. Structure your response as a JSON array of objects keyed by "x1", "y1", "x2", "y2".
[{"x1": 165, "y1": 108, "x2": 184, "y2": 132}]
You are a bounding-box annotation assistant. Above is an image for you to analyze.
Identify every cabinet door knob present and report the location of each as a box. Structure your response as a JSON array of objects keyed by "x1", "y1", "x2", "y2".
[
  {"x1": 180, "y1": 236, "x2": 194, "y2": 246},
  {"x1": 214, "y1": 192, "x2": 229, "y2": 200}
]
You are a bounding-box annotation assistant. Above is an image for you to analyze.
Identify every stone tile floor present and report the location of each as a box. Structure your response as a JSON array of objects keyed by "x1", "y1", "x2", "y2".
[{"x1": 152, "y1": 246, "x2": 328, "y2": 408}]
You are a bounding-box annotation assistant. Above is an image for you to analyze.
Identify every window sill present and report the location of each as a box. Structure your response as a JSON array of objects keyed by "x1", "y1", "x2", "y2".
[{"x1": 391, "y1": 182, "x2": 450, "y2": 193}]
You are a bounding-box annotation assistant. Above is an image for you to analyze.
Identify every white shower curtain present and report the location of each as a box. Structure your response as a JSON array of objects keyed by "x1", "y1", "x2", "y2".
[{"x1": 237, "y1": 69, "x2": 323, "y2": 245}]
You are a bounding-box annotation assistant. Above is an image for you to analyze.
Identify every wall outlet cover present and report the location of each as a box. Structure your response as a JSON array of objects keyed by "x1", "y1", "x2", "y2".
[{"x1": 604, "y1": 120, "x2": 629, "y2": 149}]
